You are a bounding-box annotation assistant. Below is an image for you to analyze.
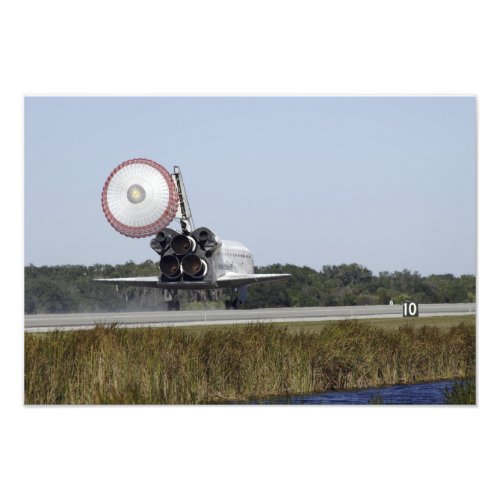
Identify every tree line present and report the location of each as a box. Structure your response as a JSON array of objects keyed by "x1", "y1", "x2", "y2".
[{"x1": 24, "y1": 261, "x2": 476, "y2": 314}]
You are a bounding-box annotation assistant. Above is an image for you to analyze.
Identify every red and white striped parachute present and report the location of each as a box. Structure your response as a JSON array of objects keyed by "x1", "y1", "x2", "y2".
[{"x1": 101, "y1": 158, "x2": 179, "y2": 238}]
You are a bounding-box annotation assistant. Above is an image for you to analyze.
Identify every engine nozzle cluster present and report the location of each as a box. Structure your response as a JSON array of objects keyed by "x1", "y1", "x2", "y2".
[{"x1": 151, "y1": 226, "x2": 217, "y2": 282}]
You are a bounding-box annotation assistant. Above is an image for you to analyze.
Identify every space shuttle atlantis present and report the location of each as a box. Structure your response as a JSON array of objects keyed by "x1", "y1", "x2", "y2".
[{"x1": 96, "y1": 158, "x2": 290, "y2": 310}]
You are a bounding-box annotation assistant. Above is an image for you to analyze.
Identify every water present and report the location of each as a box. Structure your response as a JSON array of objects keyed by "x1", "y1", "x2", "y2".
[{"x1": 246, "y1": 379, "x2": 459, "y2": 405}]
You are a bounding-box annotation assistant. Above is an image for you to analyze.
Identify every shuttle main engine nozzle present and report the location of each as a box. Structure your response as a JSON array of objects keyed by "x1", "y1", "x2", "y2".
[
  {"x1": 160, "y1": 255, "x2": 182, "y2": 279},
  {"x1": 171, "y1": 234, "x2": 197, "y2": 256},
  {"x1": 182, "y1": 254, "x2": 208, "y2": 279}
]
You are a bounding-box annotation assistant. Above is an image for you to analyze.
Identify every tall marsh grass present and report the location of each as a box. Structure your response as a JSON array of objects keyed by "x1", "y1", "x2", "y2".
[
  {"x1": 25, "y1": 320, "x2": 475, "y2": 404},
  {"x1": 444, "y1": 378, "x2": 476, "y2": 404}
]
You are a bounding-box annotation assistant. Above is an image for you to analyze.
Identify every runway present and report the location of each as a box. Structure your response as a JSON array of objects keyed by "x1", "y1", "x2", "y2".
[{"x1": 25, "y1": 303, "x2": 476, "y2": 332}]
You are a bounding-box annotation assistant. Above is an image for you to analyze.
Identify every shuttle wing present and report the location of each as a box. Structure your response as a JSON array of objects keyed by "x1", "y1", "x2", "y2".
[
  {"x1": 95, "y1": 273, "x2": 291, "y2": 289},
  {"x1": 216, "y1": 272, "x2": 291, "y2": 288},
  {"x1": 94, "y1": 277, "x2": 159, "y2": 288}
]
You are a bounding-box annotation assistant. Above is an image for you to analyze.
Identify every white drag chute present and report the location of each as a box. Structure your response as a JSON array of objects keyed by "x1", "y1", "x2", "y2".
[{"x1": 101, "y1": 158, "x2": 179, "y2": 238}]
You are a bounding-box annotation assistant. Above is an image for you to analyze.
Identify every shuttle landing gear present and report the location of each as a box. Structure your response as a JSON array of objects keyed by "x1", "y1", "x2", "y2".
[
  {"x1": 164, "y1": 290, "x2": 181, "y2": 311},
  {"x1": 225, "y1": 297, "x2": 241, "y2": 310},
  {"x1": 168, "y1": 300, "x2": 181, "y2": 311},
  {"x1": 225, "y1": 286, "x2": 247, "y2": 310}
]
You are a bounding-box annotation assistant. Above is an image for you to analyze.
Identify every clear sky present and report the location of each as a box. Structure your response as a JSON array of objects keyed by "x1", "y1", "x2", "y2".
[{"x1": 24, "y1": 96, "x2": 476, "y2": 276}]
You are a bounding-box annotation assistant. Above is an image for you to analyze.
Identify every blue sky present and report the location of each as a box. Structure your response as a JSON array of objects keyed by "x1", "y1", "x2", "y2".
[{"x1": 24, "y1": 96, "x2": 476, "y2": 276}]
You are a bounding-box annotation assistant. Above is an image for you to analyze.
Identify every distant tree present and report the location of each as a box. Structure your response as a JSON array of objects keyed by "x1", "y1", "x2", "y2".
[{"x1": 24, "y1": 261, "x2": 476, "y2": 313}]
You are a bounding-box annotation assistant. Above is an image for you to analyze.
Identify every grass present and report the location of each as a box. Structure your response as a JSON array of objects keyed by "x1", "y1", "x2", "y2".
[
  {"x1": 146, "y1": 314, "x2": 476, "y2": 335},
  {"x1": 444, "y1": 378, "x2": 476, "y2": 404},
  {"x1": 25, "y1": 317, "x2": 476, "y2": 404},
  {"x1": 345, "y1": 315, "x2": 475, "y2": 331}
]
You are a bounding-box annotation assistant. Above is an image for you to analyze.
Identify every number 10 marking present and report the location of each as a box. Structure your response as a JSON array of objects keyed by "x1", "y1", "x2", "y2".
[{"x1": 403, "y1": 301, "x2": 419, "y2": 317}]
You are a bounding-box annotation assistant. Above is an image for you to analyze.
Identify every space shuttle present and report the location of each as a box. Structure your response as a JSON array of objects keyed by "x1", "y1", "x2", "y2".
[{"x1": 96, "y1": 158, "x2": 290, "y2": 310}]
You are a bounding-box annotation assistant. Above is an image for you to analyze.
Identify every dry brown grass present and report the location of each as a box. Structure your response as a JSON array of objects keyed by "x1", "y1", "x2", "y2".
[{"x1": 25, "y1": 320, "x2": 475, "y2": 404}]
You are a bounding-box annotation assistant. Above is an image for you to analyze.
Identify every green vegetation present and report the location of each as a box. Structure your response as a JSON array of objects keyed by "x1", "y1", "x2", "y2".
[
  {"x1": 25, "y1": 319, "x2": 475, "y2": 404},
  {"x1": 444, "y1": 378, "x2": 476, "y2": 404},
  {"x1": 24, "y1": 261, "x2": 476, "y2": 314},
  {"x1": 266, "y1": 315, "x2": 476, "y2": 334},
  {"x1": 122, "y1": 314, "x2": 475, "y2": 336},
  {"x1": 368, "y1": 394, "x2": 384, "y2": 404}
]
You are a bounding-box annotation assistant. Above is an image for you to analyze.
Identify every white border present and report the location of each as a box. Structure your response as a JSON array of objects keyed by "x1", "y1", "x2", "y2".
[{"x1": 4, "y1": 1, "x2": 498, "y2": 499}]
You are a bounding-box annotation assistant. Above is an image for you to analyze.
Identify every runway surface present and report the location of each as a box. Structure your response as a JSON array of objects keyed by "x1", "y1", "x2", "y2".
[{"x1": 25, "y1": 303, "x2": 476, "y2": 332}]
